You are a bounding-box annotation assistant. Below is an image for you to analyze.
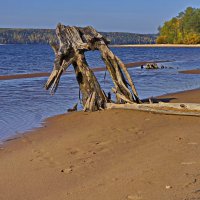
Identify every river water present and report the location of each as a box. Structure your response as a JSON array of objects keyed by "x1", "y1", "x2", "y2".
[{"x1": 0, "y1": 44, "x2": 200, "y2": 141}]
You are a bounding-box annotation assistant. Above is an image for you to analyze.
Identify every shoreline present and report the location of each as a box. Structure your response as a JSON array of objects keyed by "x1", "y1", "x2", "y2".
[
  {"x1": 1, "y1": 87, "x2": 200, "y2": 145},
  {"x1": 0, "y1": 88, "x2": 200, "y2": 200},
  {"x1": 1, "y1": 87, "x2": 200, "y2": 144},
  {"x1": 110, "y1": 44, "x2": 200, "y2": 48}
]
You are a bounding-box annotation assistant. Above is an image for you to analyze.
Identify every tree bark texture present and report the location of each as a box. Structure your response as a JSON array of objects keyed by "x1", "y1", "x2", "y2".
[{"x1": 45, "y1": 23, "x2": 140, "y2": 111}]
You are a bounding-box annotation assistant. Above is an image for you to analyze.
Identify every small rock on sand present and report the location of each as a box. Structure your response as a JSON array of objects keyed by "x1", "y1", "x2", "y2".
[{"x1": 165, "y1": 185, "x2": 172, "y2": 189}]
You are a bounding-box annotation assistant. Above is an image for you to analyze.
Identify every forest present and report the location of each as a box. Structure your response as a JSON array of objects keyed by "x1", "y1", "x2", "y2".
[
  {"x1": 157, "y1": 7, "x2": 200, "y2": 44},
  {"x1": 0, "y1": 28, "x2": 156, "y2": 45},
  {"x1": 1, "y1": 7, "x2": 199, "y2": 45}
]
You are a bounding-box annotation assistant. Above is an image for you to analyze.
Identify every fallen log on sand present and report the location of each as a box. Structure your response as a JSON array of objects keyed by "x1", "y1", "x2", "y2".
[{"x1": 106, "y1": 102, "x2": 200, "y2": 117}]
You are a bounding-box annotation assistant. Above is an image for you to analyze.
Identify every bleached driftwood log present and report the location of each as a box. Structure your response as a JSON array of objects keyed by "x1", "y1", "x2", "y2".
[
  {"x1": 106, "y1": 102, "x2": 200, "y2": 116},
  {"x1": 45, "y1": 24, "x2": 140, "y2": 111}
]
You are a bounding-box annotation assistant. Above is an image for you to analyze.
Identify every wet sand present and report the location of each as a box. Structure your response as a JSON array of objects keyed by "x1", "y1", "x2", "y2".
[
  {"x1": 179, "y1": 69, "x2": 200, "y2": 74},
  {"x1": 0, "y1": 89, "x2": 200, "y2": 200},
  {"x1": 0, "y1": 60, "x2": 169, "y2": 80}
]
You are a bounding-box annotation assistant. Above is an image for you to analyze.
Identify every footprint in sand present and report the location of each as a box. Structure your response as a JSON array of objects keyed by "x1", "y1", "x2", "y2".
[
  {"x1": 87, "y1": 149, "x2": 97, "y2": 155},
  {"x1": 93, "y1": 140, "x2": 112, "y2": 153},
  {"x1": 66, "y1": 147, "x2": 81, "y2": 156},
  {"x1": 184, "y1": 178, "x2": 197, "y2": 188},
  {"x1": 31, "y1": 148, "x2": 59, "y2": 167},
  {"x1": 111, "y1": 127, "x2": 122, "y2": 133},
  {"x1": 22, "y1": 135, "x2": 34, "y2": 145},
  {"x1": 126, "y1": 127, "x2": 144, "y2": 137},
  {"x1": 111, "y1": 126, "x2": 135, "y2": 133}
]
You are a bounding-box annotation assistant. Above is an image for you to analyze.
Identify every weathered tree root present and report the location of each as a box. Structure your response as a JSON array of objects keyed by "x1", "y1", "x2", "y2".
[
  {"x1": 45, "y1": 24, "x2": 140, "y2": 111},
  {"x1": 45, "y1": 24, "x2": 198, "y2": 115}
]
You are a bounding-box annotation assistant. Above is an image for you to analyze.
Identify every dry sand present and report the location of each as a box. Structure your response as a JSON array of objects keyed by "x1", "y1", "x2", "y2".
[{"x1": 0, "y1": 89, "x2": 200, "y2": 200}]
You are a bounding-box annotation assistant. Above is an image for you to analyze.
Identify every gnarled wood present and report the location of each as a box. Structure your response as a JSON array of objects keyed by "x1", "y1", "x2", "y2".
[
  {"x1": 45, "y1": 23, "x2": 140, "y2": 111},
  {"x1": 45, "y1": 24, "x2": 197, "y2": 115}
]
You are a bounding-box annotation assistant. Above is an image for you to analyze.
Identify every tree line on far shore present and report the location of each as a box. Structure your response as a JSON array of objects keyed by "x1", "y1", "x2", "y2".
[
  {"x1": 1, "y1": 7, "x2": 199, "y2": 45},
  {"x1": 157, "y1": 7, "x2": 200, "y2": 44},
  {"x1": 0, "y1": 28, "x2": 156, "y2": 45}
]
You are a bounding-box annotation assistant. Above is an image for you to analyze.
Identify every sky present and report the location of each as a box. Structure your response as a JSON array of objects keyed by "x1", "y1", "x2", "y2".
[{"x1": 0, "y1": 0, "x2": 200, "y2": 33}]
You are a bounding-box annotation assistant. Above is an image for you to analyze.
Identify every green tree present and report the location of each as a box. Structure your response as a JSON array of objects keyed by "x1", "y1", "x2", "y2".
[{"x1": 157, "y1": 7, "x2": 200, "y2": 44}]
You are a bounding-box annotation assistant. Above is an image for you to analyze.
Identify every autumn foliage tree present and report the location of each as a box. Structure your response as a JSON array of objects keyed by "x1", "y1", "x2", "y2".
[{"x1": 157, "y1": 7, "x2": 200, "y2": 44}]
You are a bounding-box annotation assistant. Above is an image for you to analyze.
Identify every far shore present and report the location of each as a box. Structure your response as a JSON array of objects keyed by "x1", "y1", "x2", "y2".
[
  {"x1": 110, "y1": 44, "x2": 200, "y2": 48},
  {"x1": 0, "y1": 88, "x2": 200, "y2": 200}
]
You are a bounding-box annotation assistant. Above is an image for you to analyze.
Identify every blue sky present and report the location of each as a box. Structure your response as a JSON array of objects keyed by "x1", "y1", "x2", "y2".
[{"x1": 0, "y1": 0, "x2": 200, "y2": 33}]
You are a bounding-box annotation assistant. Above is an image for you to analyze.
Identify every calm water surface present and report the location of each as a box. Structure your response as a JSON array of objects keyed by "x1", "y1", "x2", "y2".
[{"x1": 0, "y1": 44, "x2": 200, "y2": 141}]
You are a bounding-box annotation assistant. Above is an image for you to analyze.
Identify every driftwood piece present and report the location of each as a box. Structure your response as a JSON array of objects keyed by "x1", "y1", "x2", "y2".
[
  {"x1": 112, "y1": 88, "x2": 133, "y2": 104},
  {"x1": 73, "y1": 52, "x2": 107, "y2": 109},
  {"x1": 106, "y1": 102, "x2": 200, "y2": 117},
  {"x1": 98, "y1": 45, "x2": 134, "y2": 103},
  {"x1": 45, "y1": 24, "x2": 140, "y2": 111},
  {"x1": 45, "y1": 24, "x2": 198, "y2": 115}
]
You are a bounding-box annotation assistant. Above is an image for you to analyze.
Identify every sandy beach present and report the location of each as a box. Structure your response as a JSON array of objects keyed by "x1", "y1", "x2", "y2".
[
  {"x1": 0, "y1": 88, "x2": 200, "y2": 200},
  {"x1": 1, "y1": 1, "x2": 200, "y2": 199}
]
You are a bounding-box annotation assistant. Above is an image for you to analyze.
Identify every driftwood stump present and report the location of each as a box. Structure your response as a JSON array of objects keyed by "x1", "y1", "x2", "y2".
[{"x1": 45, "y1": 24, "x2": 140, "y2": 111}]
